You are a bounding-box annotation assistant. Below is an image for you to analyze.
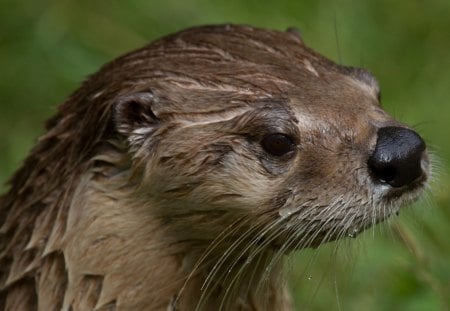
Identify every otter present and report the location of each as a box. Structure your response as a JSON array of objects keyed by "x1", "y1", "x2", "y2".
[{"x1": 0, "y1": 24, "x2": 429, "y2": 310}]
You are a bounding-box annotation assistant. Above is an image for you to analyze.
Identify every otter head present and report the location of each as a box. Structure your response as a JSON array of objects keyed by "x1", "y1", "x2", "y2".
[
  {"x1": 110, "y1": 25, "x2": 429, "y2": 254},
  {"x1": 0, "y1": 24, "x2": 431, "y2": 311}
]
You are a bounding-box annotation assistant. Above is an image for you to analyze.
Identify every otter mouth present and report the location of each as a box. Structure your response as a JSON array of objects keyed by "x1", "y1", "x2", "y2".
[
  {"x1": 381, "y1": 173, "x2": 428, "y2": 203},
  {"x1": 269, "y1": 172, "x2": 429, "y2": 253}
]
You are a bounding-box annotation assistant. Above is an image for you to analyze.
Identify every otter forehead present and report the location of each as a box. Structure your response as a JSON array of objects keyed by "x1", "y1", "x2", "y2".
[{"x1": 104, "y1": 24, "x2": 379, "y2": 115}]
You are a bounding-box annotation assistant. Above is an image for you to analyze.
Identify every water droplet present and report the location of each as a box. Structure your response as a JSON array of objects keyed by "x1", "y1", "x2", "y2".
[
  {"x1": 279, "y1": 207, "x2": 295, "y2": 218},
  {"x1": 348, "y1": 227, "x2": 359, "y2": 238}
]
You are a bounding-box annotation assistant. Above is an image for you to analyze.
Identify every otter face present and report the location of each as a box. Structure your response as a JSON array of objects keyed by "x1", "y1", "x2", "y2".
[
  {"x1": 0, "y1": 24, "x2": 431, "y2": 311},
  {"x1": 113, "y1": 25, "x2": 429, "y2": 251}
]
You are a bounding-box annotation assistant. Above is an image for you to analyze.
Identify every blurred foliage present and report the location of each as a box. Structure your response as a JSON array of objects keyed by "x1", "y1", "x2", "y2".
[{"x1": 0, "y1": 0, "x2": 449, "y2": 310}]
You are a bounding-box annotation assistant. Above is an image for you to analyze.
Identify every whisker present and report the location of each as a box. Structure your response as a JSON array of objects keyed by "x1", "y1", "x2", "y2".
[
  {"x1": 217, "y1": 216, "x2": 289, "y2": 307},
  {"x1": 176, "y1": 215, "x2": 250, "y2": 305},
  {"x1": 196, "y1": 217, "x2": 270, "y2": 310}
]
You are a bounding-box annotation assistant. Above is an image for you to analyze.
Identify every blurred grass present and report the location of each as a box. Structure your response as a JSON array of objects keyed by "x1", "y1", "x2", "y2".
[{"x1": 0, "y1": 0, "x2": 449, "y2": 310}]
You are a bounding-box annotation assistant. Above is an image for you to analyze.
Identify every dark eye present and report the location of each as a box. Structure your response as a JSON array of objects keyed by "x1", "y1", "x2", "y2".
[{"x1": 261, "y1": 133, "x2": 295, "y2": 157}]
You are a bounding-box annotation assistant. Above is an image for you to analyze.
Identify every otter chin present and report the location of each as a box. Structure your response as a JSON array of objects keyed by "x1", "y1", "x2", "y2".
[{"x1": 0, "y1": 24, "x2": 429, "y2": 310}]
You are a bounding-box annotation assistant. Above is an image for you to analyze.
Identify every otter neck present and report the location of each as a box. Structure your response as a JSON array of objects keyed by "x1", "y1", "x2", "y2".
[
  {"x1": 59, "y1": 157, "x2": 292, "y2": 310},
  {"x1": 174, "y1": 249, "x2": 290, "y2": 310}
]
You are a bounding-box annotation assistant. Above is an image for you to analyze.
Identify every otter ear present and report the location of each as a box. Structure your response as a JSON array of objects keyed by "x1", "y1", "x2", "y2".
[{"x1": 114, "y1": 92, "x2": 160, "y2": 145}]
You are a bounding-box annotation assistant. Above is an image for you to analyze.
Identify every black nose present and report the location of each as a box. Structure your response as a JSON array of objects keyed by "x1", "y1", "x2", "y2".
[{"x1": 368, "y1": 126, "x2": 426, "y2": 187}]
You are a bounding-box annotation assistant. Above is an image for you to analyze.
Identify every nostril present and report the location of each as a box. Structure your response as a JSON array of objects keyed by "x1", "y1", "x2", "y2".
[
  {"x1": 372, "y1": 165, "x2": 397, "y2": 184},
  {"x1": 368, "y1": 126, "x2": 426, "y2": 188}
]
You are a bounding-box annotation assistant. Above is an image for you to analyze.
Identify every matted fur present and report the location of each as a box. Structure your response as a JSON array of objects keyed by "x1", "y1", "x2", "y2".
[{"x1": 0, "y1": 25, "x2": 428, "y2": 310}]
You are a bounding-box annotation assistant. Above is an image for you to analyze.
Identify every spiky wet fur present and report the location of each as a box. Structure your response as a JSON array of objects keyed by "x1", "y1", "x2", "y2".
[{"x1": 0, "y1": 24, "x2": 428, "y2": 310}]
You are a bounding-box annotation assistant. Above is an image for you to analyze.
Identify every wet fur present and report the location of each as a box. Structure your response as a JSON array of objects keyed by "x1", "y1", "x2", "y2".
[{"x1": 0, "y1": 25, "x2": 427, "y2": 310}]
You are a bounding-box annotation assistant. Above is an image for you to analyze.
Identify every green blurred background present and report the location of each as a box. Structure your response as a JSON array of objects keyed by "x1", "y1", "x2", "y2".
[{"x1": 0, "y1": 0, "x2": 449, "y2": 310}]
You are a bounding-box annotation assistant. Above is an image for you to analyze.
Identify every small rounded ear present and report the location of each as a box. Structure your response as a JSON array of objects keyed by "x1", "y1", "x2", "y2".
[
  {"x1": 285, "y1": 27, "x2": 303, "y2": 43},
  {"x1": 114, "y1": 92, "x2": 160, "y2": 137}
]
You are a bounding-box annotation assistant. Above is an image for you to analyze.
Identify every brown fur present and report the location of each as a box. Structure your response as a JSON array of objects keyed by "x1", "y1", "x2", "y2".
[{"x1": 0, "y1": 25, "x2": 428, "y2": 310}]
